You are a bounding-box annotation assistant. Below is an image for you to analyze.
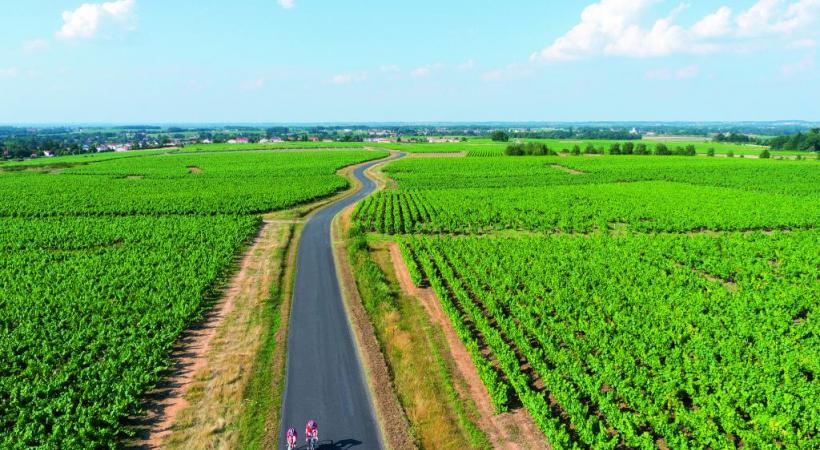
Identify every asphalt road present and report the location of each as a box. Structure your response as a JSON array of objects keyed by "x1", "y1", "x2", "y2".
[{"x1": 279, "y1": 154, "x2": 399, "y2": 450}]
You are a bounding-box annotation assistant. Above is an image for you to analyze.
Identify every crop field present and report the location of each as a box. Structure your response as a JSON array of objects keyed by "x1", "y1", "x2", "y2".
[
  {"x1": 460, "y1": 138, "x2": 806, "y2": 158},
  {"x1": 354, "y1": 154, "x2": 819, "y2": 449},
  {"x1": 182, "y1": 141, "x2": 371, "y2": 152},
  {"x1": 355, "y1": 157, "x2": 819, "y2": 234},
  {"x1": 0, "y1": 150, "x2": 385, "y2": 448}
]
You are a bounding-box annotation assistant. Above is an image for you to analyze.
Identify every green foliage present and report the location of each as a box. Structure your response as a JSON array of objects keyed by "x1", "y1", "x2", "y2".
[
  {"x1": 0, "y1": 151, "x2": 386, "y2": 216},
  {"x1": 403, "y1": 232, "x2": 819, "y2": 449},
  {"x1": 354, "y1": 157, "x2": 819, "y2": 235},
  {"x1": 0, "y1": 150, "x2": 384, "y2": 448},
  {"x1": 490, "y1": 130, "x2": 510, "y2": 142},
  {"x1": 760, "y1": 149, "x2": 771, "y2": 159},
  {"x1": 356, "y1": 150, "x2": 820, "y2": 449},
  {"x1": 768, "y1": 128, "x2": 820, "y2": 151},
  {"x1": 505, "y1": 142, "x2": 550, "y2": 156}
]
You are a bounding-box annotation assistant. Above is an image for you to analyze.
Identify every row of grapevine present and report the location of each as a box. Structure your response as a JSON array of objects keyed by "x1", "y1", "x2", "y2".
[
  {"x1": 355, "y1": 182, "x2": 818, "y2": 235},
  {"x1": 0, "y1": 151, "x2": 387, "y2": 217},
  {"x1": 0, "y1": 150, "x2": 385, "y2": 448},
  {"x1": 400, "y1": 232, "x2": 819, "y2": 449}
]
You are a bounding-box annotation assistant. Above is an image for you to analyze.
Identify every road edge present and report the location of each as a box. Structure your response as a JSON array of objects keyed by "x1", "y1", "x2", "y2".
[{"x1": 330, "y1": 153, "x2": 418, "y2": 450}]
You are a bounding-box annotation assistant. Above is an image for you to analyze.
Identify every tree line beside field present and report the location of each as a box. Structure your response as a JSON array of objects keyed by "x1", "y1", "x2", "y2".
[
  {"x1": 768, "y1": 128, "x2": 820, "y2": 151},
  {"x1": 504, "y1": 142, "x2": 786, "y2": 158}
]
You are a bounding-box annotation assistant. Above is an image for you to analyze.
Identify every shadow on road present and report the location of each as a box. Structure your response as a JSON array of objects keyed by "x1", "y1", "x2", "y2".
[{"x1": 317, "y1": 438, "x2": 363, "y2": 449}]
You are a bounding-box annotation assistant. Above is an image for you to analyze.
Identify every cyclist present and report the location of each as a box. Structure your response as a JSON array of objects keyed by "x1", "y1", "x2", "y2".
[
  {"x1": 286, "y1": 427, "x2": 298, "y2": 450},
  {"x1": 305, "y1": 420, "x2": 319, "y2": 449}
]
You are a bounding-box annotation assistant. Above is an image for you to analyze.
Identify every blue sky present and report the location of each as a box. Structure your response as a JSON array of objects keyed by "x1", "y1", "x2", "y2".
[{"x1": 1, "y1": 0, "x2": 818, "y2": 123}]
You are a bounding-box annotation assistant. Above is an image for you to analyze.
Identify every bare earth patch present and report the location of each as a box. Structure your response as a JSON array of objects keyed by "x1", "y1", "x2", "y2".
[
  {"x1": 126, "y1": 221, "x2": 290, "y2": 449},
  {"x1": 387, "y1": 243, "x2": 549, "y2": 450},
  {"x1": 187, "y1": 166, "x2": 203, "y2": 174},
  {"x1": 550, "y1": 164, "x2": 585, "y2": 175}
]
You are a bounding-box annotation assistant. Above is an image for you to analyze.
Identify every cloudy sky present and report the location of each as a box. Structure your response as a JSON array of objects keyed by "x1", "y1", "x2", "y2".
[{"x1": 1, "y1": 0, "x2": 818, "y2": 123}]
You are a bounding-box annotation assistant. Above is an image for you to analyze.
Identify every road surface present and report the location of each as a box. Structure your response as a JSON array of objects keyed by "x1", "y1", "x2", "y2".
[{"x1": 279, "y1": 154, "x2": 399, "y2": 450}]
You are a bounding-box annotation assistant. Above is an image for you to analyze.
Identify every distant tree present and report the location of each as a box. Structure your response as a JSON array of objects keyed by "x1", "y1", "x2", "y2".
[
  {"x1": 530, "y1": 142, "x2": 548, "y2": 156},
  {"x1": 623, "y1": 142, "x2": 634, "y2": 155},
  {"x1": 572, "y1": 145, "x2": 581, "y2": 156},
  {"x1": 584, "y1": 144, "x2": 596, "y2": 154},
  {"x1": 504, "y1": 143, "x2": 524, "y2": 156},
  {"x1": 609, "y1": 143, "x2": 621, "y2": 155},
  {"x1": 491, "y1": 130, "x2": 510, "y2": 142},
  {"x1": 727, "y1": 150, "x2": 734, "y2": 158},
  {"x1": 707, "y1": 148, "x2": 715, "y2": 157},
  {"x1": 760, "y1": 149, "x2": 771, "y2": 159},
  {"x1": 636, "y1": 143, "x2": 648, "y2": 155},
  {"x1": 655, "y1": 143, "x2": 670, "y2": 155},
  {"x1": 685, "y1": 145, "x2": 697, "y2": 156}
]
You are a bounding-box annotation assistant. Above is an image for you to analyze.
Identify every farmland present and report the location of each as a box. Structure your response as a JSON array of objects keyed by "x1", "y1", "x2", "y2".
[
  {"x1": 355, "y1": 157, "x2": 819, "y2": 234},
  {"x1": 353, "y1": 154, "x2": 819, "y2": 449},
  {"x1": 0, "y1": 149, "x2": 385, "y2": 448}
]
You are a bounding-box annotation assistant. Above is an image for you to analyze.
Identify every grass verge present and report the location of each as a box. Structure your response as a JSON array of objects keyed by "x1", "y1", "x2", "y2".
[
  {"x1": 235, "y1": 223, "x2": 298, "y2": 449},
  {"x1": 346, "y1": 227, "x2": 491, "y2": 449}
]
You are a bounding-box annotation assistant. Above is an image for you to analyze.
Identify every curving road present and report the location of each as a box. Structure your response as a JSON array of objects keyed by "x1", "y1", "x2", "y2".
[{"x1": 279, "y1": 153, "x2": 400, "y2": 450}]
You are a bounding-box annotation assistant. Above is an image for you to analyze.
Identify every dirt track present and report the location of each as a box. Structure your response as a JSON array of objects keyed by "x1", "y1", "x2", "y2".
[
  {"x1": 127, "y1": 221, "x2": 284, "y2": 449},
  {"x1": 387, "y1": 243, "x2": 549, "y2": 449}
]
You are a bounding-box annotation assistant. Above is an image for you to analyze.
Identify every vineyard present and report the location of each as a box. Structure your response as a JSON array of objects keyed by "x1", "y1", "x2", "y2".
[
  {"x1": 399, "y1": 233, "x2": 818, "y2": 449},
  {"x1": 354, "y1": 154, "x2": 819, "y2": 449},
  {"x1": 354, "y1": 156, "x2": 819, "y2": 234},
  {"x1": 0, "y1": 150, "x2": 385, "y2": 448}
]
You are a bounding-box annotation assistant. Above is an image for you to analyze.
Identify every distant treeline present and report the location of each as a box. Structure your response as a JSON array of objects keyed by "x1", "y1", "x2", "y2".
[
  {"x1": 505, "y1": 142, "x2": 776, "y2": 158},
  {"x1": 768, "y1": 129, "x2": 820, "y2": 151},
  {"x1": 492, "y1": 129, "x2": 639, "y2": 142},
  {"x1": 506, "y1": 142, "x2": 687, "y2": 156},
  {"x1": 714, "y1": 129, "x2": 820, "y2": 151}
]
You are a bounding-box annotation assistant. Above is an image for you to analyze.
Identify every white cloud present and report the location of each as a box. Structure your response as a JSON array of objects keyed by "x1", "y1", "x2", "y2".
[
  {"x1": 410, "y1": 67, "x2": 432, "y2": 78},
  {"x1": 56, "y1": 0, "x2": 136, "y2": 40},
  {"x1": 644, "y1": 64, "x2": 700, "y2": 80},
  {"x1": 692, "y1": 6, "x2": 733, "y2": 38},
  {"x1": 242, "y1": 77, "x2": 267, "y2": 91},
  {"x1": 0, "y1": 67, "x2": 21, "y2": 78},
  {"x1": 781, "y1": 54, "x2": 814, "y2": 76},
  {"x1": 532, "y1": 0, "x2": 820, "y2": 61},
  {"x1": 22, "y1": 38, "x2": 50, "y2": 53},
  {"x1": 410, "y1": 63, "x2": 445, "y2": 78},
  {"x1": 331, "y1": 73, "x2": 353, "y2": 84},
  {"x1": 380, "y1": 64, "x2": 400, "y2": 73},
  {"x1": 278, "y1": 0, "x2": 295, "y2": 10},
  {"x1": 329, "y1": 72, "x2": 367, "y2": 85},
  {"x1": 788, "y1": 38, "x2": 816, "y2": 48},
  {"x1": 482, "y1": 63, "x2": 534, "y2": 82},
  {"x1": 457, "y1": 59, "x2": 476, "y2": 71}
]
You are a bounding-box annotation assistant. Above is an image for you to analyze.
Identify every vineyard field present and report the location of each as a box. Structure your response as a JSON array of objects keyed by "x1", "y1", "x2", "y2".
[
  {"x1": 0, "y1": 150, "x2": 385, "y2": 448},
  {"x1": 0, "y1": 151, "x2": 386, "y2": 216},
  {"x1": 355, "y1": 156, "x2": 819, "y2": 234},
  {"x1": 401, "y1": 232, "x2": 819, "y2": 449},
  {"x1": 354, "y1": 153, "x2": 819, "y2": 449}
]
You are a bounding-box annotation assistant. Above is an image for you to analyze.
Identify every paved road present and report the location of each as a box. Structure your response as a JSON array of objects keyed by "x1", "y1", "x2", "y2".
[{"x1": 279, "y1": 154, "x2": 399, "y2": 450}]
